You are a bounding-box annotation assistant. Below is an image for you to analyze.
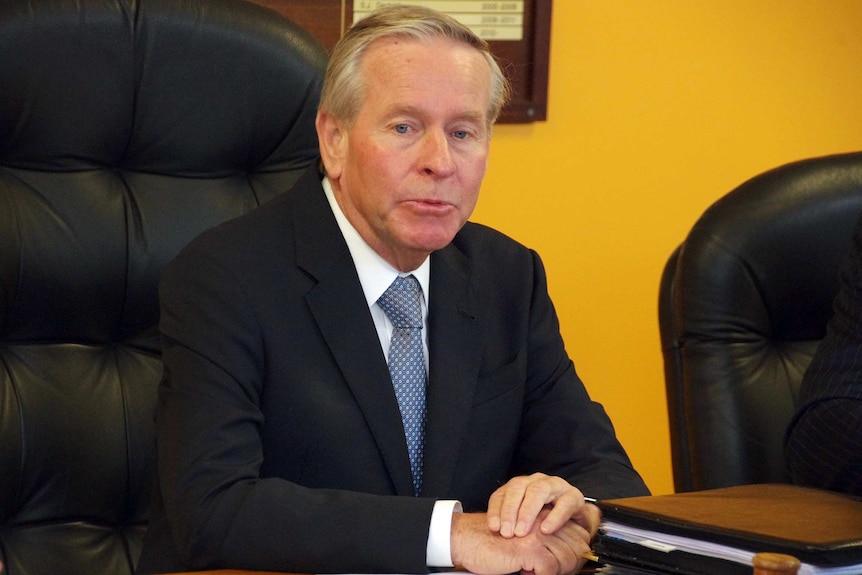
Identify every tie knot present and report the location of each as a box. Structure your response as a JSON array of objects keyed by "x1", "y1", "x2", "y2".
[{"x1": 378, "y1": 275, "x2": 423, "y2": 329}]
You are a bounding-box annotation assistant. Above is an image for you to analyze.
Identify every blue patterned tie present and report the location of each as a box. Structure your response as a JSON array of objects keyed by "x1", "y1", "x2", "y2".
[{"x1": 377, "y1": 275, "x2": 427, "y2": 496}]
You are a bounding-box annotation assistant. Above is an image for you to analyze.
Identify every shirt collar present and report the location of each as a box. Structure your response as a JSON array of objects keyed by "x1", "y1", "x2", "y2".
[{"x1": 322, "y1": 177, "x2": 430, "y2": 307}]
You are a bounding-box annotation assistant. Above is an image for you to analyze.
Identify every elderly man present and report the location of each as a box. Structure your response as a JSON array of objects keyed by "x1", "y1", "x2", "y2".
[{"x1": 137, "y1": 5, "x2": 648, "y2": 575}]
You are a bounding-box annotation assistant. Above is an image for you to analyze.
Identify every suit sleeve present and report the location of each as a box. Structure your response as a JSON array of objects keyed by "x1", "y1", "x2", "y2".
[
  {"x1": 513, "y1": 249, "x2": 650, "y2": 500},
  {"x1": 785, "y1": 214, "x2": 862, "y2": 495},
  {"x1": 153, "y1": 246, "x2": 436, "y2": 573}
]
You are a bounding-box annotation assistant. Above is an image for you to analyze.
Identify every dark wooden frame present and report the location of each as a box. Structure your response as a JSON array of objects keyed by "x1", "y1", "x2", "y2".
[{"x1": 251, "y1": 0, "x2": 552, "y2": 123}]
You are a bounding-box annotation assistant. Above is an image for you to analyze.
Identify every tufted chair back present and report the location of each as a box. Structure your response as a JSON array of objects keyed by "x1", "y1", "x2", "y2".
[
  {"x1": 0, "y1": 0, "x2": 327, "y2": 573},
  {"x1": 660, "y1": 152, "x2": 862, "y2": 493}
]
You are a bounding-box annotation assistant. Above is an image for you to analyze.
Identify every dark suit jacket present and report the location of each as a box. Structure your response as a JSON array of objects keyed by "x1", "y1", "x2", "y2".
[
  {"x1": 786, "y1": 212, "x2": 862, "y2": 495},
  {"x1": 136, "y1": 166, "x2": 649, "y2": 574}
]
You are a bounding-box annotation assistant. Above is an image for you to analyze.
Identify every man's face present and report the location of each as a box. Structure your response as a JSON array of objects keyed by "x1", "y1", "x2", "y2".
[{"x1": 317, "y1": 36, "x2": 493, "y2": 271}]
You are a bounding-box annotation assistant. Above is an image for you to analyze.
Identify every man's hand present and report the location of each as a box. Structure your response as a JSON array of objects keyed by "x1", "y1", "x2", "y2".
[
  {"x1": 450, "y1": 510, "x2": 591, "y2": 575},
  {"x1": 486, "y1": 473, "x2": 601, "y2": 539}
]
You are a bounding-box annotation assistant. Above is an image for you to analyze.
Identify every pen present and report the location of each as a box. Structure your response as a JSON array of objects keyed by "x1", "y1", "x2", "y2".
[{"x1": 582, "y1": 497, "x2": 601, "y2": 566}]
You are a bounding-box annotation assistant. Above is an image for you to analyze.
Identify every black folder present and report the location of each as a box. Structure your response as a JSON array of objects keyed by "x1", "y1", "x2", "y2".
[{"x1": 593, "y1": 483, "x2": 862, "y2": 574}]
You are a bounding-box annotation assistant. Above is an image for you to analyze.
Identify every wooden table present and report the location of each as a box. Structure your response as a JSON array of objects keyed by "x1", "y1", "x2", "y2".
[
  {"x1": 164, "y1": 571, "x2": 289, "y2": 575},
  {"x1": 165, "y1": 567, "x2": 602, "y2": 575}
]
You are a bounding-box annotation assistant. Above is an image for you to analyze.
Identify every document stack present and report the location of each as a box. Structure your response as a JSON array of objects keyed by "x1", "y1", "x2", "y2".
[{"x1": 592, "y1": 484, "x2": 862, "y2": 575}]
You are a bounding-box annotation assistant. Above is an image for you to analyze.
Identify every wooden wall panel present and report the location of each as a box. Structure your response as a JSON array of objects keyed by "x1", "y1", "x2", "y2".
[{"x1": 251, "y1": 1, "x2": 552, "y2": 123}]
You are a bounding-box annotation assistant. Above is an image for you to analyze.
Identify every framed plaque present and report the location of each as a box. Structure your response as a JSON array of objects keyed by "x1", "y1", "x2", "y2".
[{"x1": 251, "y1": 1, "x2": 552, "y2": 123}]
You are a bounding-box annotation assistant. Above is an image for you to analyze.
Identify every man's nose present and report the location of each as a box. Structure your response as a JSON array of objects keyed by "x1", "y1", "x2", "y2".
[{"x1": 419, "y1": 130, "x2": 455, "y2": 176}]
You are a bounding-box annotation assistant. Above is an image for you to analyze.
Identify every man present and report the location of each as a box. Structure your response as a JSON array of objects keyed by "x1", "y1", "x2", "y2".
[
  {"x1": 137, "y1": 5, "x2": 648, "y2": 574},
  {"x1": 785, "y1": 212, "x2": 862, "y2": 495}
]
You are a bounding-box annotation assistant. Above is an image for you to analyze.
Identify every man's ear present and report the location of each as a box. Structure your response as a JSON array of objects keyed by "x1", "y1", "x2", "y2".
[{"x1": 316, "y1": 111, "x2": 346, "y2": 179}]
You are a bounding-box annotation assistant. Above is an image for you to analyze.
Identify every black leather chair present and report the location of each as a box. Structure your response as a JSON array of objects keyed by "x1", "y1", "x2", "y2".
[
  {"x1": 0, "y1": 0, "x2": 326, "y2": 573},
  {"x1": 660, "y1": 152, "x2": 862, "y2": 493}
]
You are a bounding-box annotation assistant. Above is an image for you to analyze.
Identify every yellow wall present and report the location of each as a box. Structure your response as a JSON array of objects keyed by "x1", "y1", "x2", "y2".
[{"x1": 472, "y1": 1, "x2": 862, "y2": 495}]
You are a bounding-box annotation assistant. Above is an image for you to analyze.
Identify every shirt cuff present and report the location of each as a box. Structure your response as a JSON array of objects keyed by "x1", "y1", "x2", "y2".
[{"x1": 426, "y1": 499, "x2": 462, "y2": 567}]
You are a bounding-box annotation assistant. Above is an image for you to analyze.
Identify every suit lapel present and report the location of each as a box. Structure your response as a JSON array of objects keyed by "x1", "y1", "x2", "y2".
[
  {"x1": 422, "y1": 244, "x2": 482, "y2": 496},
  {"x1": 287, "y1": 168, "x2": 484, "y2": 497},
  {"x1": 291, "y1": 170, "x2": 415, "y2": 496}
]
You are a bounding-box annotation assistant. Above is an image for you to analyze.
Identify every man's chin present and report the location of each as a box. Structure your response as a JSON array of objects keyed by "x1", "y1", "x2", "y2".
[{"x1": 409, "y1": 229, "x2": 462, "y2": 254}]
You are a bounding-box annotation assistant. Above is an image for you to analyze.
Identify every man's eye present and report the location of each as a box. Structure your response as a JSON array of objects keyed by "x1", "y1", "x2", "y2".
[
  {"x1": 394, "y1": 124, "x2": 410, "y2": 134},
  {"x1": 453, "y1": 130, "x2": 469, "y2": 140}
]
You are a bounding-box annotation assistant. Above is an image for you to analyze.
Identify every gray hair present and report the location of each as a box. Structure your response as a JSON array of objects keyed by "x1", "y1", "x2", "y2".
[{"x1": 318, "y1": 4, "x2": 511, "y2": 126}]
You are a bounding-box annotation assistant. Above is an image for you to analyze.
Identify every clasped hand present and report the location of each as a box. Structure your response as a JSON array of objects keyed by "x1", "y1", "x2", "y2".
[{"x1": 451, "y1": 473, "x2": 600, "y2": 575}]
